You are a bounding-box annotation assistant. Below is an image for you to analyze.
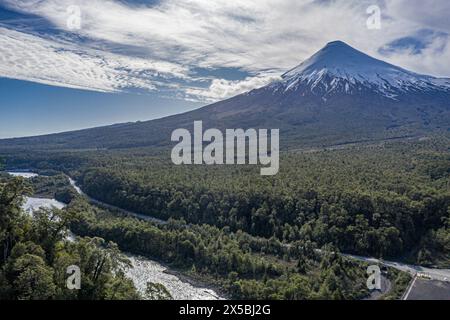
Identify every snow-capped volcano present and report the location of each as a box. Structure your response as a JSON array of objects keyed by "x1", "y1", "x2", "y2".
[
  {"x1": 1, "y1": 41, "x2": 449, "y2": 151},
  {"x1": 276, "y1": 41, "x2": 450, "y2": 99}
]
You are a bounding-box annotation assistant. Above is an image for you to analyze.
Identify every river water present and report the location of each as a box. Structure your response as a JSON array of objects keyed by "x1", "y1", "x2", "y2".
[
  {"x1": 6, "y1": 171, "x2": 67, "y2": 215},
  {"x1": 22, "y1": 197, "x2": 66, "y2": 214},
  {"x1": 7, "y1": 171, "x2": 223, "y2": 300},
  {"x1": 8, "y1": 171, "x2": 38, "y2": 178},
  {"x1": 126, "y1": 255, "x2": 222, "y2": 300}
]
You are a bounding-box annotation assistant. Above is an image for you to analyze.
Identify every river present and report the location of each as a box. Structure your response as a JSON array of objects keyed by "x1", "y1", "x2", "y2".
[
  {"x1": 68, "y1": 177, "x2": 167, "y2": 225},
  {"x1": 7, "y1": 171, "x2": 224, "y2": 300},
  {"x1": 6, "y1": 171, "x2": 67, "y2": 215},
  {"x1": 22, "y1": 197, "x2": 66, "y2": 214},
  {"x1": 126, "y1": 255, "x2": 222, "y2": 300}
]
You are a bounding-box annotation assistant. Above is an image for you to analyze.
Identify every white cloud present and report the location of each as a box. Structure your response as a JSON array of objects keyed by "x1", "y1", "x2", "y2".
[
  {"x1": 380, "y1": 34, "x2": 450, "y2": 78},
  {"x1": 1, "y1": 0, "x2": 449, "y2": 100},
  {"x1": 386, "y1": 0, "x2": 450, "y2": 34},
  {"x1": 185, "y1": 74, "x2": 281, "y2": 102},
  {"x1": 0, "y1": 26, "x2": 189, "y2": 92}
]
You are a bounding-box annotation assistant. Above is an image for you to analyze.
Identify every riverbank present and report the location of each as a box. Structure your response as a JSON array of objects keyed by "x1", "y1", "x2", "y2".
[
  {"x1": 126, "y1": 255, "x2": 224, "y2": 300},
  {"x1": 6, "y1": 170, "x2": 224, "y2": 300}
]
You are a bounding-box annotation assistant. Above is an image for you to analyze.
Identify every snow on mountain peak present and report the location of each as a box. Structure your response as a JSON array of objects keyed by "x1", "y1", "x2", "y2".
[{"x1": 278, "y1": 41, "x2": 450, "y2": 99}]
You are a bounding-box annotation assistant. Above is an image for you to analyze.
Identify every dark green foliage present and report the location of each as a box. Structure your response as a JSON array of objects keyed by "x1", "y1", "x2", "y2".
[
  {"x1": 61, "y1": 137, "x2": 450, "y2": 265},
  {"x1": 145, "y1": 282, "x2": 173, "y2": 300},
  {"x1": 27, "y1": 174, "x2": 77, "y2": 204},
  {"x1": 0, "y1": 178, "x2": 140, "y2": 300},
  {"x1": 68, "y1": 197, "x2": 371, "y2": 300},
  {"x1": 1, "y1": 136, "x2": 449, "y2": 299},
  {"x1": 380, "y1": 270, "x2": 412, "y2": 300}
]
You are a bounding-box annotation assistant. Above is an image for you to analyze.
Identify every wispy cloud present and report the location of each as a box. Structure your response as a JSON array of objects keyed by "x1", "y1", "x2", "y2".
[
  {"x1": 0, "y1": 0, "x2": 449, "y2": 101},
  {"x1": 0, "y1": 26, "x2": 193, "y2": 92},
  {"x1": 185, "y1": 73, "x2": 281, "y2": 102}
]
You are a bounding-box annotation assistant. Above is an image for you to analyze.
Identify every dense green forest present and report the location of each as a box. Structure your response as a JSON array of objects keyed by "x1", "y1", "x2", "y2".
[
  {"x1": 0, "y1": 174, "x2": 391, "y2": 300},
  {"x1": 0, "y1": 177, "x2": 143, "y2": 300},
  {"x1": 2, "y1": 137, "x2": 450, "y2": 266},
  {"x1": 93, "y1": 139, "x2": 450, "y2": 265},
  {"x1": 68, "y1": 197, "x2": 378, "y2": 300},
  {"x1": 0, "y1": 136, "x2": 448, "y2": 299}
]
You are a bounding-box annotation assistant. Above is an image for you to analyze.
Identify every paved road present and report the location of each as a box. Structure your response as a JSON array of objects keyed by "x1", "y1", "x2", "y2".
[
  {"x1": 402, "y1": 276, "x2": 418, "y2": 300},
  {"x1": 344, "y1": 254, "x2": 450, "y2": 282},
  {"x1": 403, "y1": 277, "x2": 450, "y2": 300}
]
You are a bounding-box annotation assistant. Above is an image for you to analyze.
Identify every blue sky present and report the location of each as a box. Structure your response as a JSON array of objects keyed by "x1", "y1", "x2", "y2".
[
  {"x1": 0, "y1": 0, "x2": 449, "y2": 138},
  {"x1": 0, "y1": 77, "x2": 202, "y2": 138}
]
